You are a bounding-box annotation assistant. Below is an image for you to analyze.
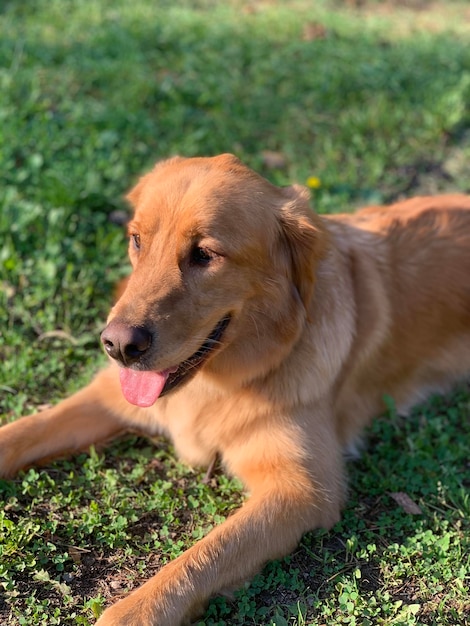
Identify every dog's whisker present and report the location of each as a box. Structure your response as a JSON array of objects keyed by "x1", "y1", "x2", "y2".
[{"x1": 248, "y1": 313, "x2": 262, "y2": 347}]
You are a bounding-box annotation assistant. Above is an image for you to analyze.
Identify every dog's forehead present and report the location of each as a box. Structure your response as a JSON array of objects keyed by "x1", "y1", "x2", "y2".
[{"x1": 132, "y1": 156, "x2": 282, "y2": 242}]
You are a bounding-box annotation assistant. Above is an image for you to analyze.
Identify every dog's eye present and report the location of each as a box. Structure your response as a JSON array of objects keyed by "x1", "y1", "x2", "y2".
[
  {"x1": 131, "y1": 233, "x2": 141, "y2": 251},
  {"x1": 190, "y1": 246, "x2": 215, "y2": 266}
]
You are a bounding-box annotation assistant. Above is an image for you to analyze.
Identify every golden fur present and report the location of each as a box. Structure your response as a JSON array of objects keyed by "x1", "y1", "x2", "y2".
[{"x1": 1, "y1": 154, "x2": 469, "y2": 626}]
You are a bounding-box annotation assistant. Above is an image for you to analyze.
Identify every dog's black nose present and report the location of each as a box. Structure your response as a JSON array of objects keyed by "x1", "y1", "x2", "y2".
[{"x1": 101, "y1": 321, "x2": 152, "y2": 365}]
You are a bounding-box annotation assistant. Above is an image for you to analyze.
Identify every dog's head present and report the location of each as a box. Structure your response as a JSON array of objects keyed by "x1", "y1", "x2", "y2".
[{"x1": 101, "y1": 154, "x2": 328, "y2": 406}]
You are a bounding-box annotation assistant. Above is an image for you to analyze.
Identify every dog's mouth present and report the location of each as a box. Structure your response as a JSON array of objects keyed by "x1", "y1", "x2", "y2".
[{"x1": 119, "y1": 315, "x2": 231, "y2": 407}]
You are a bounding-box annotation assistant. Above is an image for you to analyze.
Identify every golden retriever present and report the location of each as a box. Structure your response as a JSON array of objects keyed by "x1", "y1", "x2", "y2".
[{"x1": 1, "y1": 154, "x2": 470, "y2": 626}]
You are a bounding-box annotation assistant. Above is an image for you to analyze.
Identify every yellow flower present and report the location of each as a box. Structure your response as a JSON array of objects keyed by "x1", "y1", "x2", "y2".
[{"x1": 306, "y1": 175, "x2": 321, "y2": 189}]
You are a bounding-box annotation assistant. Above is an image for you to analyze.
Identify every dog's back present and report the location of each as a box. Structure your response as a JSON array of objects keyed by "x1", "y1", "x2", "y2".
[{"x1": 328, "y1": 195, "x2": 470, "y2": 444}]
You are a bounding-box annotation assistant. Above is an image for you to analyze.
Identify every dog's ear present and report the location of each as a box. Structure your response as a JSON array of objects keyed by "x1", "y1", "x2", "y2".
[{"x1": 278, "y1": 184, "x2": 328, "y2": 310}]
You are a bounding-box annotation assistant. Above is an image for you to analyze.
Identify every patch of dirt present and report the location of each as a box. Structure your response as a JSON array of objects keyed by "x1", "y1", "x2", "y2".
[{"x1": 385, "y1": 135, "x2": 470, "y2": 201}]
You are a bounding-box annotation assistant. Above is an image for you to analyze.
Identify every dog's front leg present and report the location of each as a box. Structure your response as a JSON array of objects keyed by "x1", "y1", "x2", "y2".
[
  {"x1": 96, "y1": 491, "x2": 317, "y2": 626},
  {"x1": 96, "y1": 415, "x2": 344, "y2": 626},
  {"x1": 0, "y1": 366, "x2": 148, "y2": 476}
]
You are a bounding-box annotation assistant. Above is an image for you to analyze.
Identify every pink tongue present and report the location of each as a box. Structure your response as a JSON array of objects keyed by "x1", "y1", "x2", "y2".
[{"x1": 119, "y1": 369, "x2": 169, "y2": 407}]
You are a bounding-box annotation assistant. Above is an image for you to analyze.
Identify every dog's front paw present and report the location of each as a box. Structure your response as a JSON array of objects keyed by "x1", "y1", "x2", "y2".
[
  {"x1": 0, "y1": 432, "x2": 20, "y2": 478},
  {"x1": 95, "y1": 600, "x2": 146, "y2": 626},
  {"x1": 95, "y1": 593, "x2": 192, "y2": 626}
]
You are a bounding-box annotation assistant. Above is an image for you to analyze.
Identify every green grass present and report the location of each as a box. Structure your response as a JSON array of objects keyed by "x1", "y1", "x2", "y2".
[{"x1": 1, "y1": 1, "x2": 469, "y2": 624}]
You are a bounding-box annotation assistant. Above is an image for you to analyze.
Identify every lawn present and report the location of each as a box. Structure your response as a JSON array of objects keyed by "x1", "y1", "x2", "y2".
[{"x1": 1, "y1": 0, "x2": 469, "y2": 624}]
